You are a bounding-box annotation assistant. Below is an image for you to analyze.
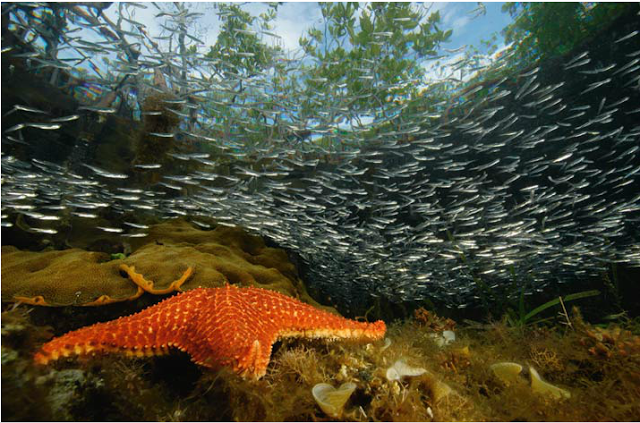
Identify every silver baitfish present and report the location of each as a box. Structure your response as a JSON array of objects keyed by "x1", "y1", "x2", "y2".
[{"x1": 1, "y1": 3, "x2": 639, "y2": 314}]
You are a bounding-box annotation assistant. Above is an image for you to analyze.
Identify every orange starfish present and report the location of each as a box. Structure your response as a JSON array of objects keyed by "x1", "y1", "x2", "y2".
[{"x1": 34, "y1": 285, "x2": 386, "y2": 379}]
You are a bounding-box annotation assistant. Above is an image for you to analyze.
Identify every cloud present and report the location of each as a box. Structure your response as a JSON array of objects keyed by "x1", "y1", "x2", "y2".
[
  {"x1": 426, "y1": 3, "x2": 471, "y2": 38},
  {"x1": 422, "y1": 51, "x2": 467, "y2": 84},
  {"x1": 421, "y1": 40, "x2": 513, "y2": 89},
  {"x1": 272, "y1": 3, "x2": 323, "y2": 53},
  {"x1": 430, "y1": 2, "x2": 460, "y2": 26},
  {"x1": 101, "y1": 3, "x2": 222, "y2": 51},
  {"x1": 451, "y1": 15, "x2": 471, "y2": 32}
]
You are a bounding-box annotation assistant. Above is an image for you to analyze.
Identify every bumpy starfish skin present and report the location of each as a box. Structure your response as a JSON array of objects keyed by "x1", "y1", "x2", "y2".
[{"x1": 34, "y1": 285, "x2": 386, "y2": 378}]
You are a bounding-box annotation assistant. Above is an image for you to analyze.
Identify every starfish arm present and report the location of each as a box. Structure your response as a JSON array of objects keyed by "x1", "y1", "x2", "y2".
[
  {"x1": 249, "y1": 288, "x2": 387, "y2": 342},
  {"x1": 34, "y1": 290, "x2": 201, "y2": 365},
  {"x1": 236, "y1": 336, "x2": 277, "y2": 379}
]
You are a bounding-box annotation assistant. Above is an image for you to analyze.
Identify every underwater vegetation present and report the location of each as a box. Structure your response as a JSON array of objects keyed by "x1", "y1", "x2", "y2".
[
  {"x1": 3, "y1": 298, "x2": 640, "y2": 421},
  {"x1": 2, "y1": 2, "x2": 640, "y2": 318}
]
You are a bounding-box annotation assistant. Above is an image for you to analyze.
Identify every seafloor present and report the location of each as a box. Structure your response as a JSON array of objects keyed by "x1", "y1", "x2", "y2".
[{"x1": 2, "y1": 220, "x2": 640, "y2": 422}]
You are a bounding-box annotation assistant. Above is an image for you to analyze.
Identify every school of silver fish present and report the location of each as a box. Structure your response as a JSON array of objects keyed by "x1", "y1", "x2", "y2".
[{"x1": 2, "y1": 3, "x2": 640, "y2": 312}]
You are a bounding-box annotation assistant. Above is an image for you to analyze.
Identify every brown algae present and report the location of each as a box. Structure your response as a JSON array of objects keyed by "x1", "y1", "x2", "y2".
[{"x1": 2, "y1": 301, "x2": 639, "y2": 421}]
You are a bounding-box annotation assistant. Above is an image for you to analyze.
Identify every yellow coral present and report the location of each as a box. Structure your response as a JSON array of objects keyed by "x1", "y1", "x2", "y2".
[
  {"x1": 1, "y1": 246, "x2": 137, "y2": 306},
  {"x1": 1, "y1": 220, "x2": 317, "y2": 307}
]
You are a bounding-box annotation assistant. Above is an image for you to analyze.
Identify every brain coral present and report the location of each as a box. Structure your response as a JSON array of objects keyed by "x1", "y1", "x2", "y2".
[
  {"x1": 1, "y1": 220, "x2": 308, "y2": 307},
  {"x1": 1, "y1": 246, "x2": 138, "y2": 306},
  {"x1": 120, "y1": 242, "x2": 298, "y2": 297}
]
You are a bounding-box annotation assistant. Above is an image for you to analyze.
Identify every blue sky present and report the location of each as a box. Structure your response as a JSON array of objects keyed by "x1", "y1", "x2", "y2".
[{"x1": 436, "y1": 2, "x2": 514, "y2": 51}]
